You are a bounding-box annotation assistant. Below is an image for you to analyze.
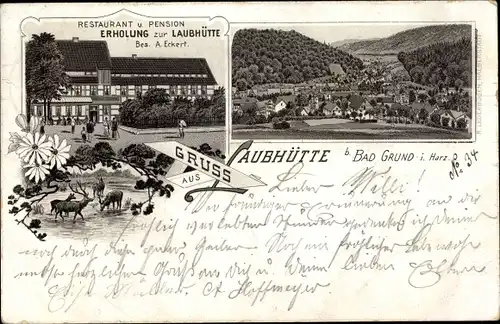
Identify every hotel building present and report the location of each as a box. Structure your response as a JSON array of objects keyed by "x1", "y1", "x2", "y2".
[{"x1": 30, "y1": 37, "x2": 219, "y2": 123}]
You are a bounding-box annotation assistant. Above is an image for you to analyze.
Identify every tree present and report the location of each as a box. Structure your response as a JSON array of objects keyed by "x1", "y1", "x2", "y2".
[
  {"x1": 25, "y1": 33, "x2": 69, "y2": 123},
  {"x1": 236, "y1": 78, "x2": 248, "y2": 91},
  {"x1": 419, "y1": 108, "x2": 429, "y2": 122},
  {"x1": 409, "y1": 90, "x2": 416, "y2": 104},
  {"x1": 142, "y1": 88, "x2": 171, "y2": 108},
  {"x1": 418, "y1": 93, "x2": 428, "y2": 102},
  {"x1": 457, "y1": 118, "x2": 467, "y2": 129},
  {"x1": 430, "y1": 113, "x2": 441, "y2": 125},
  {"x1": 209, "y1": 87, "x2": 226, "y2": 120},
  {"x1": 454, "y1": 79, "x2": 464, "y2": 92}
]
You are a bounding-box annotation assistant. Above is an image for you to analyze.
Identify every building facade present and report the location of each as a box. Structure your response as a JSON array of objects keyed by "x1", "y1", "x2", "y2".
[{"x1": 30, "y1": 38, "x2": 218, "y2": 123}]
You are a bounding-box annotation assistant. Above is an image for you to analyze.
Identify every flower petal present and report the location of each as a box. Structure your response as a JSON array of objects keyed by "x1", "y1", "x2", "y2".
[
  {"x1": 40, "y1": 165, "x2": 50, "y2": 175},
  {"x1": 34, "y1": 132, "x2": 40, "y2": 145},
  {"x1": 24, "y1": 151, "x2": 35, "y2": 164},
  {"x1": 59, "y1": 144, "x2": 71, "y2": 153},
  {"x1": 38, "y1": 134, "x2": 47, "y2": 146},
  {"x1": 25, "y1": 167, "x2": 36, "y2": 177},
  {"x1": 20, "y1": 134, "x2": 33, "y2": 147},
  {"x1": 59, "y1": 139, "x2": 68, "y2": 149},
  {"x1": 38, "y1": 141, "x2": 53, "y2": 149},
  {"x1": 52, "y1": 134, "x2": 60, "y2": 148},
  {"x1": 16, "y1": 146, "x2": 31, "y2": 158}
]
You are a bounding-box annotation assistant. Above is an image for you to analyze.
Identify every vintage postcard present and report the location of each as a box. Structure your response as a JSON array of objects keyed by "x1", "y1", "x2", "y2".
[{"x1": 1, "y1": 2, "x2": 498, "y2": 323}]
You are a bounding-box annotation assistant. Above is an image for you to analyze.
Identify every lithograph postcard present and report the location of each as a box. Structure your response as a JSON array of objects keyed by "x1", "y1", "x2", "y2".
[{"x1": 1, "y1": 2, "x2": 498, "y2": 323}]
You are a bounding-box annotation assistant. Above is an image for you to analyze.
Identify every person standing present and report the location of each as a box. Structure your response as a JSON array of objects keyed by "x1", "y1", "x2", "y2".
[
  {"x1": 40, "y1": 119, "x2": 45, "y2": 135},
  {"x1": 86, "y1": 119, "x2": 94, "y2": 142},
  {"x1": 111, "y1": 117, "x2": 118, "y2": 140},
  {"x1": 71, "y1": 117, "x2": 76, "y2": 134},
  {"x1": 81, "y1": 126, "x2": 87, "y2": 143},
  {"x1": 103, "y1": 117, "x2": 110, "y2": 138},
  {"x1": 178, "y1": 119, "x2": 186, "y2": 138}
]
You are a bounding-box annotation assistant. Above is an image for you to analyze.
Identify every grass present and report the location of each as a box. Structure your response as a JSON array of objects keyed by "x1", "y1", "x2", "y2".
[
  {"x1": 32, "y1": 203, "x2": 45, "y2": 215},
  {"x1": 232, "y1": 128, "x2": 472, "y2": 140}
]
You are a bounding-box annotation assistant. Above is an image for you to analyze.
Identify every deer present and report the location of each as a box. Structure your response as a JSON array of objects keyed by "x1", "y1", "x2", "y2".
[
  {"x1": 99, "y1": 190, "x2": 123, "y2": 212},
  {"x1": 55, "y1": 181, "x2": 94, "y2": 222},
  {"x1": 92, "y1": 176, "x2": 105, "y2": 198},
  {"x1": 50, "y1": 193, "x2": 76, "y2": 215}
]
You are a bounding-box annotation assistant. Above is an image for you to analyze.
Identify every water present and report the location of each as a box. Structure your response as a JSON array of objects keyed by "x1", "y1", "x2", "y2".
[{"x1": 33, "y1": 178, "x2": 158, "y2": 242}]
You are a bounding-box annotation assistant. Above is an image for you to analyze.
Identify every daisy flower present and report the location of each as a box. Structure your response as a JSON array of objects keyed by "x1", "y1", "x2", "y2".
[
  {"x1": 47, "y1": 134, "x2": 71, "y2": 169},
  {"x1": 25, "y1": 161, "x2": 50, "y2": 183},
  {"x1": 16, "y1": 132, "x2": 52, "y2": 166}
]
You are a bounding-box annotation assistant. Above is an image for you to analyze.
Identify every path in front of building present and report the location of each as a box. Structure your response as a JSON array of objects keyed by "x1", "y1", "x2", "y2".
[{"x1": 42, "y1": 124, "x2": 226, "y2": 155}]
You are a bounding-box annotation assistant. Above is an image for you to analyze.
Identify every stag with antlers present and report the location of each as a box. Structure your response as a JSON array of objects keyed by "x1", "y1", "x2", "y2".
[{"x1": 54, "y1": 181, "x2": 94, "y2": 222}]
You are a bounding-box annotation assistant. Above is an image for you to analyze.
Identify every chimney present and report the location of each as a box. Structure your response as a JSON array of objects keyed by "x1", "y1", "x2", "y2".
[
  {"x1": 132, "y1": 54, "x2": 137, "y2": 59},
  {"x1": 72, "y1": 37, "x2": 79, "y2": 43}
]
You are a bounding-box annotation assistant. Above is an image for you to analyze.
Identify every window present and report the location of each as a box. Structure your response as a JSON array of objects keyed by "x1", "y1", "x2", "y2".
[
  {"x1": 181, "y1": 86, "x2": 187, "y2": 95},
  {"x1": 74, "y1": 86, "x2": 82, "y2": 96},
  {"x1": 66, "y1": 106, "x2": 72, "y2": 116},
  {"x1": 104, "y1": 85, "x2": 111, "y2": 95},
  {"x1": 167, "y1": 74, "x2": 173, "y2": 77},
  {"x1": 135, "y1": 85, "x2": 141, "y2": 96},
  {"x1": 55, "y1": 106, "x2": 61, "y2": 116},
  {"x1": 120, "y1": 87, "x2": 127, "y2": 96},
  {"x1": 201, "y1": 85, "x2": 207, "y2": 95},
  {"x1": 190, "y1": 86, "x2": 196, "y2": 95},
  {"x1": 149, "y1": 85, "x2": 156, "y2": 90},
  {"x1": 90, "y1": 85, "x2": 97, "y2": 96},
  {"x1": 170, "y1": 86, "x2": 176, "y2": 96},
  {"x1": 77, "y1": 105, "x2": 82, "y2": 116},
  {"x1": 103, "y1": 105, "x2": 111, "y2": 115}
]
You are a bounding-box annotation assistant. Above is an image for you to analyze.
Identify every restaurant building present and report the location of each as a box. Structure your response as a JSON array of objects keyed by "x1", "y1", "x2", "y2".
[{"x1": 30, "y1": 37, "x2": 218, "y2": 123}]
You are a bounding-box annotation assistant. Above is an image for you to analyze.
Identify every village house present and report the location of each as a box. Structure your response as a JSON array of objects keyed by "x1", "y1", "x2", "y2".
[
  {"x1": 395, "y1": 93, "x2": 409, "y2": 104},
  {"x1": 439, "y1": 109, "x2": 470, "y2": 130},
  {"x1": 320, "y1": 101, "x2": 340, "y2": 117},
  {"x1": 274, "y1": 95, "x2": 297, "y2": 112},
  {"x1": 31, "y1": 37, "x2": 218, "y2": 123},
  {"x1": 233, "y1": 97, "x2": 258, "y2": 115},
  {"x1": 256, "y1": 100, "x2": 275, "y2": 118},
  {"x1": 411, "y1": 101, "x2": 436, "y2": 120}
]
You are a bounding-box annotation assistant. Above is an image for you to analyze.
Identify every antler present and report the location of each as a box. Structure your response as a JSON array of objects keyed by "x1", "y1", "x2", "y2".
[{"x1": 69, "y1": 180, "x2": 89, "y2": 197}]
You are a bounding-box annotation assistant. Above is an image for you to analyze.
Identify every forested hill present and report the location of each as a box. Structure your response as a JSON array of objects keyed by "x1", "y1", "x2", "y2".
[
  {"x1": 337, "y1": 24, "x2": 472, "y2": 55},
  {"x1": 232, "y1": 28, "x2": 363, "y2": 89},
  {"x1": 398, "y1": 37, "x2": 472, "y2": 87}
]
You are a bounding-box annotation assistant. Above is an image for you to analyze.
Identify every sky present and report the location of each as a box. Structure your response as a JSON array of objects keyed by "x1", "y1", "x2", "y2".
[{"x1": 232, "y1": 23, "x2": 440, "y2": 44}]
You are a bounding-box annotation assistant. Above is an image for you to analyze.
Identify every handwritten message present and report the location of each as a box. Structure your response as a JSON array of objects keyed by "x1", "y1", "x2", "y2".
[{"x1": 11, "y1": 154, "x2": 497, "y2": 316}]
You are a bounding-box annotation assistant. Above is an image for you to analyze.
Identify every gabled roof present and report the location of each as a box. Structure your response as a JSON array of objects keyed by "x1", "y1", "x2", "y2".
[
  {"x1": 411, "y1": 101, "x2": 435, "y2": 114},
  {"x1": 233, "y1": 97, "x2": 258, "y2": 105},
  {"x1": 322, "y1": 102, "x2": 338, "y2": 112},
  {"x1": 276, "y1": 95, "x2": 297, "y2": 104},
  {"x1": 447, "y1": 110, "x2": 466, "y2": 119},
  {"x1": 56, "y1": 40, "x2": 111, "y2": 71},
  {"x1": 349, "y1": 94, "x2": 365, "y2": 109},
  {"x1": 111, "y1": 57, "x2": 217, "y2": 84},
  {"x1": 111, "y1": 76, "x2": 216, "y2": 86}
]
